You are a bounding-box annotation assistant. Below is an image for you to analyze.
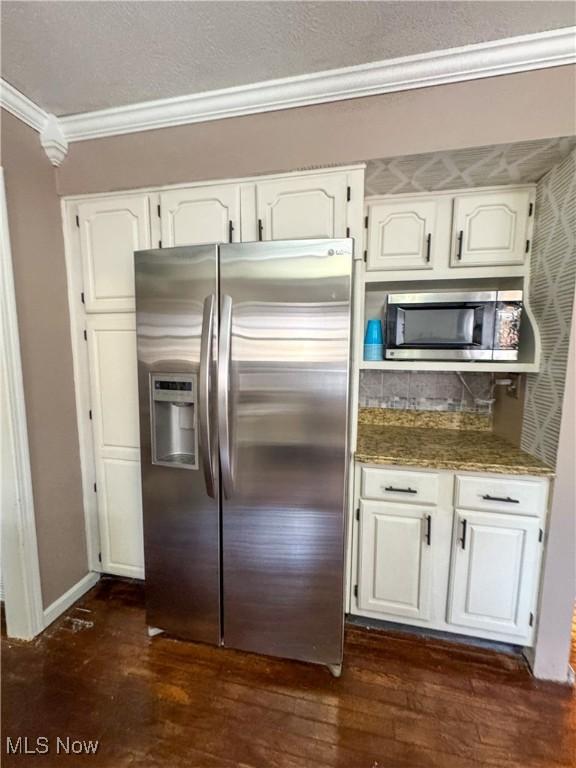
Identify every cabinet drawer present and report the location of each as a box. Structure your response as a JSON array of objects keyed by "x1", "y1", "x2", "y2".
[
  {"x1": 455, "y1": 475, "x2": 548, "y2": 516},
  {"x1": 361, "y1": 467, "x2": 439, "y2": 505}
]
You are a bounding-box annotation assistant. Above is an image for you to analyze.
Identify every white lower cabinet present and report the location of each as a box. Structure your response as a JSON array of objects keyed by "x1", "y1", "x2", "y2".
[
  {"x1": 447, "y1": 510, "x2": 540, "y2": 639},
  {"x1": 85, "y1": 314, "x2": 143, "y2": 578},
  {"x1": 352, "y1": 465, "x2": 548, "y2": 646},
  {"x1": 358, "y1": 501, "x2": 433, "y2": 621}
]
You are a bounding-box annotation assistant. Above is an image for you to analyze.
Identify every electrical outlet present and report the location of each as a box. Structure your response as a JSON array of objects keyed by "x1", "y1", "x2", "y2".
[{"x1": 506, "y1": 373, "x2": 522, "y2": 399}]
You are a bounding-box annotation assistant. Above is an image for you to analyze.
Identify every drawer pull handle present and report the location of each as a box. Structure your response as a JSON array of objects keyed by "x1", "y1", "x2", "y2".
[
  {"x1": 460, "y1": 518, "x2": 467, "y2": 550},
  {"x1": 384, "y1": 486, "x2": 417, "y2": 494},
  {"x1": 425, "y1": 514, "x2": 432, "y2": 546},
  {"x1": 481, "y1": 494, "x2": 519, "y2": 504}
]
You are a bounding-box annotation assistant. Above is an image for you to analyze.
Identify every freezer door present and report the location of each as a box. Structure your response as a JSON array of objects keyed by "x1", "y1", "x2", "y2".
[
  {"x1": 219, "y1": 239, "x2": 352, "y2": 665},
  {"x1": 135, "y1": 245, "x2": 220, "y2": 643}
]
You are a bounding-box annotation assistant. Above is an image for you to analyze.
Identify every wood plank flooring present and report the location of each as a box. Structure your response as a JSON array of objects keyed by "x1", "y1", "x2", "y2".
[{"x1": 2, "y1": 578, "x2": 574, "y2": 767}]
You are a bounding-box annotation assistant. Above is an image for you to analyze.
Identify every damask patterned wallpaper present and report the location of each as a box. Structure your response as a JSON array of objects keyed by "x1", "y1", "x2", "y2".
[
  {"x1": 365, "y1": 137, "x2": 576, "y2": 195},
  {"x1": 521, "y1": 149, "x2": 576, "y2": 467}
]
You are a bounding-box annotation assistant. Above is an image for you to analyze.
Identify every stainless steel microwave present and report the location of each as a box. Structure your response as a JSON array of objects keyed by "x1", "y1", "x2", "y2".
[{"x1": 385, "y1": 290, "x2": 523, "y2": 361}]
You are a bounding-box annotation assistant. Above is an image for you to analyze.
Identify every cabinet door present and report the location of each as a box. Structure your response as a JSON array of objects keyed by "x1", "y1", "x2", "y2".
[
  {"x1": 358, "y1": 500, "x2": 433, "y2": 620},
  {"x1": 448, "y1": 510, "x2": 540, "y2": 638},
  {"x1": 160, "y1": 185, "x2": 240, "y2": 247},
  {"x1": 255, "y1": 173, "x2": 348, "y2": 240},
  {"x1": 451, "y1": 190, "x2": 531, "y2": 267},
  {"x1": 86, "y1": 314, "x2": 144, "y2": 578},
  {"x1": 366, "y1": 199, "x2": 438, "y2": 271},
  {"x1": 77, "y1": 196, "x2": 152, "y2": 313}
]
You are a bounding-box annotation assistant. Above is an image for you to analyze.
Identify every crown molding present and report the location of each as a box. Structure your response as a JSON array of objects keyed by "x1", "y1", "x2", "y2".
[
  {"x1": 0, "y1": 79, "x2": 47, "y2": 132},
  {"x1": 39, "y1": 115, "x2": 68, "y2": 167},
  {"x1": 59, "y1": 27, "x2": 576, "y2": 142},
  {"x1": 1, "y1": 81, "x2": 68, "y2": 166},
  {"x1": 2, "y1": 27, "x2": 575, "y2": 157}
]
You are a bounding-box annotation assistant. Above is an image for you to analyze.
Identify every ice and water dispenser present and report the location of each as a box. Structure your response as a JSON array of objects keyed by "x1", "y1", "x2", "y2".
[{"x1": 150, "y1": 373, "x2": 198, "y2": 470}]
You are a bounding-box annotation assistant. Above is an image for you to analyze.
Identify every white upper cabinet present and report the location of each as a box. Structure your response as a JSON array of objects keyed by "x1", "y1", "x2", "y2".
[
  {"x1": 358, "y1": 500, "x2": 433, "y2": 621},
  {"x1": 160, "y1": 184, "x2": 240, "y2": 247},
  {"x1": 450, "y1": 189, "x2": 532, "y2": 268},
  {"x1": 366, "y1": 198, "x2": 439, "y2": 272},
  {"x1": 255, "y1": 172, "x2": 349, "y2": 241},
  {"x1": 77, "y1": 195, "x2": 152, "y2": 313},
  {"x1": 448, "y1": 509, "x2": 540, "y2": 639},
  {"x1": 364, "y1": 186, "x2": 534, "y2": 279}
]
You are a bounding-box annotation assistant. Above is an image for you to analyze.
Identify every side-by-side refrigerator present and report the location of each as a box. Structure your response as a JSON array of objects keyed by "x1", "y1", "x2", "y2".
[{"x1": 134, "y1": 239, "x2": 353, "y2": 672}]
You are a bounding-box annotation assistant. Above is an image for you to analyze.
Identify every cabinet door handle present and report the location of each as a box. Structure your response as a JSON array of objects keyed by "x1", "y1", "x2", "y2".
[
  {"x1": 460, "y1": 518, "x2": 467, "y2": 550},
  {"x1": 425, "y1": 514, "x2": 432, "y2": 546},
  {"x1": 456, "y1": 230, "x2": 464, "y2": 261},
  {"x1": 228, "y1": 220, "x2": 234, "y2": 243},
  {"x1": 481, "y1": 494, "x2": 519, "y2": 504},
  {"x1": 384, "y1": 485, "x2": 417, "y2": 494},
  {"x1": 425, "y1": 233, "x2": 432, "y2": 262},
  {"x1": 258, "y1": 219, "x2": 263, "y2": 241}
]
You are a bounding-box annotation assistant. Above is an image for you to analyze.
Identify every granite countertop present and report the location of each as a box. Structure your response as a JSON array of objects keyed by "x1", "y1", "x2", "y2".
[{"x1": 356, "y1": 409, "x2": 554, "y2": 477}]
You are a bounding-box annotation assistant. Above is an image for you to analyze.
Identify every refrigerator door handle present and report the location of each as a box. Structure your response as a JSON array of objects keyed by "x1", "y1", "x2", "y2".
[
  {"x1": 218, "y1": 294, "x2": 234, "y2": 499},
  {"x1": 199, "y1": 294, "x2": 216, "y2": 498}
]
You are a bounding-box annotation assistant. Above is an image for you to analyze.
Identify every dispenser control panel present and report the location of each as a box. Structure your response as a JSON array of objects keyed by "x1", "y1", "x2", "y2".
[{"x1": 150, "y1": 373, "x2": 198, "y2": 470}]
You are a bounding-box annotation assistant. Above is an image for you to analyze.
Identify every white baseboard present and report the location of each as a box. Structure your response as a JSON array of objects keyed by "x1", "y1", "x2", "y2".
[{"x1": 43, "y1": 571, "x2": 100, "y2": 628}]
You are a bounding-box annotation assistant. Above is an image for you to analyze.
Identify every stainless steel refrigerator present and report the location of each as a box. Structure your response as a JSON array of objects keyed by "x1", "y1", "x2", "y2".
[{"x1": 135, "y1": 239, "x2": 353, "y2": 673}]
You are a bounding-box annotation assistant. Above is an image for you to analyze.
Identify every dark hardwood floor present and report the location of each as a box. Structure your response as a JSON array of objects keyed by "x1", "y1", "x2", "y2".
[{"x1": 2, "y1": 579, "x2": 574, "y2": 767}]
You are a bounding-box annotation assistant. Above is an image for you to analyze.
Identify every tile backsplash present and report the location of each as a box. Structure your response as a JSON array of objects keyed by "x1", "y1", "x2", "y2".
[{"x1": 359, "y1": 371, "x2": 494, "y2": 414}]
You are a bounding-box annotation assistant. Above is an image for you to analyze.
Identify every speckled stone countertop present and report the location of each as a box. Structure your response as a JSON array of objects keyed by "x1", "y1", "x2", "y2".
[{"x1": 356, "y1": 409, "x2": 554, "y2": 477}]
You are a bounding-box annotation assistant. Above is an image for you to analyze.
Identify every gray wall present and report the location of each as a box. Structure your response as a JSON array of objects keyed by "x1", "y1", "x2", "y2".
[
  {"x1": 522, "y1": 149, "x2": 576, "y2": 466},
  {"x1": 55, "y1": 66, "x2": 576, "y2": 196},
  {"x1": 1, "y1": 109, "x2": 88, "y2": 608}
]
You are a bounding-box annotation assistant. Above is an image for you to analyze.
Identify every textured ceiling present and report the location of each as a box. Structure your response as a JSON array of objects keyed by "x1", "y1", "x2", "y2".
[
  {"x1": 365, "y1": 137, "x2": 576, "y2": 195},
  {"x1": 1, "y1": 1, "x2": 575, "y2": 116}
]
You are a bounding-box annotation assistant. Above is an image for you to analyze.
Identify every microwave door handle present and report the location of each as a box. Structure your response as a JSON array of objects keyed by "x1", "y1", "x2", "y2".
[
  {"x1": 218, "y1": 294, "x2": 234, "y2": 499},
  {"x1": 199, "y1": 294, "x2": 216, "y2": 498}
]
